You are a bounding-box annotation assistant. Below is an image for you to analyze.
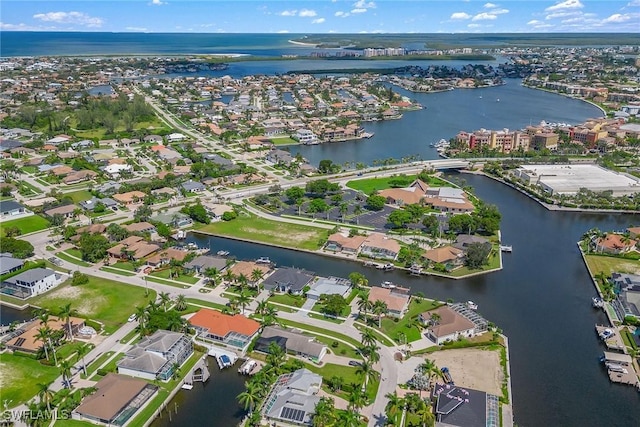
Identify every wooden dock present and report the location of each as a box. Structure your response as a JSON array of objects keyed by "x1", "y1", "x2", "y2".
[{"x1": 595, "y1": 325, "x2": 625, "y2": 352}]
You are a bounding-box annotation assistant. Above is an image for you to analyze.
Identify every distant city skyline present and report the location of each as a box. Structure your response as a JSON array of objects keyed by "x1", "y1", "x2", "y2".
[{"x1": 1, "y1": 0, "x2": 639, "y2": 34}]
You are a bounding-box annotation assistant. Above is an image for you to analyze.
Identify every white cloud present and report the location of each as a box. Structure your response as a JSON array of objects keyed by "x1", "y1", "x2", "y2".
[
  {"x1": 472, "y1": 12, "x2": 498, "y2": 21},
  {"x1": 545, "y1": 0, "x2": 583, "y2": 13},
  {"x1": 468, "y1": 23, "x2": 483, "y2": 28},
  {"x1": 483, "y1": 2, "x2": 497, "y2": 8},
  {"x1": 628, "y1": 0, "x2": 640, "y2": 6},
  {"x1": 545, "y1": 11, "x2": 580, "y2": 20},
  {"x1": 311, "y1": 18, "x2": 325, "y2": 24},
  {"x1": 450, "y1": 12, "x2": 472, "y2": 20},
  {"x1": 299, "y1": 9, "x2": 317, "y2": 17},
  {"x1": 602, "y1": 13, "x2": 637, "y2": 23},
  {"x1": 527, "y1": 19, "x2": 541, "y2": 25},
  {"x1": 0, "y1": 22, "x2": 44, "y2": 30},
  {"x1": 33, "y1": 11, "x2": 104, "y2": 27},
  {"x1": 354, "y1": 0, "x2": 376, "y2": 8},
  {"x1": 276, "y1": 30, "x2": 290, "y2": 33},
  {"x1": 149, "y1": 0, "x2": 165, "y2": 5},
  {"x1": 126, "y1": 26, "x2": 148, "y2": 32},
  {"x1": 335, "y1": 11, "x2": 350, "y2": 18},
  {"x1": 280, "y1": 10, "x2": 297, "y2": 16},
  {"x1": 351, "y1": 8, "x2": 368, "y2": 14}
]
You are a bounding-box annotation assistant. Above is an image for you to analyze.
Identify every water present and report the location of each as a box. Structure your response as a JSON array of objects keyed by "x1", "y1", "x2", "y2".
[
  {"x1": 182, "y1": 173, "x2": 639, "y2": 427},
  {"x1": 292, "y1": 79, "x2": 603, "y2": 166},
  {"x1": 0, "y1": 306, "x2": 33, "y2": 325}
]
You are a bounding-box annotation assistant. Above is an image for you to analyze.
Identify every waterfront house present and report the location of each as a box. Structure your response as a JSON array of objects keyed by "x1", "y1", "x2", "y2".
[
  {"x1": 117, "y1": 330, "x2": 193, "y2": 381},
  {"x1": 422, "y1": 246, "x2": 464, "y2": 268},
  {"x1": 73, "y1": 373, "x2": 158, "y2": 426},
  {"x1": 257, "y1": 326, "x2": 327, "y2": 362},
  {"x1": 262, "y1": 267, "x2": 314, "y2": 295},
  {"x1": 378, "y1": 180, "x2": 429, "y2": 206},
  {"x1": 610, "y1": 272, "x2": 640, "y2": 321},
  {"x1": 594, "y1": 233, "x2": 638, "y2": 255},
  {"x1": 368, "y1": 286, "x2": 410, "y2": 318},
  {"x1": 184, "y1": 255, "x2": 228, "y2": 275},
  {"x1": 0, "y1": 268, "x2": 64, "y2": 299},
  {"x1": 145, "y1": 247, "x2": 190, "y2": 268},
  {"x1": 453, "y1": 235, "x2": 491, "y2": 252},
  {"x1": 628, "y1": 226, "x2": 640, "y2": 239},
  {"x1": 151, "y1": 212, "x2": 193, "y2": 228},
  {"x1": 228, "y1": 261, "x2": 272, "y2": 286},
  {"x1": 431, "y1": 383, "x2": 500, "y2": 427},
  {"x1": 306, "y1": 276, "x2": 352, "y2": 300},
  {"x1": 189, "y1": 308, "x2": 260, "y2": 352},
  {"x1": 324, "y1": 232, "x2": 367, "y2": 255},
  {"x1": 0, "y1": 253, "x2": 24, "y2": 275},
  {"x1": 261, "y1": 369, "x2": 322, "y2": 426},
  {"x1": 5, "y1": 315, "x2": 84, "y2": 352},
  {"x1": 124, "y1": 222, "x2": 156, "y2": 234},
  {"x1": 360, "y1": 233, "x2": 401, "y2": 261},
  {"x1": 421, "y1": 306, "x2": 477, "y2": 345},
  {"x1": 107, "y1": 236, "x2": 160, "y2": 261}
]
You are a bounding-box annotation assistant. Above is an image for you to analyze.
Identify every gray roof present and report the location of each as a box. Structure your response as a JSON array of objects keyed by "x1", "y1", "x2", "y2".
[
  {"x1": 0, "y1": 139, "x2": 24, "y2": 151},
  {"x1": 80, "y1": 197, "x2": 118, "y2": 211},
  {"x1": 262, "y1": 268, "x2": 314, "y2": 292},
  {"x1": 0, "y1": 255, "x2": 24, "y2": 275},
  {"x1": 184, "y1": 255, "x2": 227, "y2": 271},
  {"x1": 118, "y1": 351, "x2": 168, "y2": 375},
  {"x1": 433, "y1": 384, "x2": 498, "y2": 427},
  {"x1": 259, "y1": 326, "x2": 326, "y2": 359},
  {"x1": 453, "y1": 234, "x2": 490, "y2": 251},
  {"x1": 0, "y1": 200, "x2": 24, "y2": 212},
  {"x1": 95, "y1": 181, "x2": 122, "y2": 193},
  {"x1": 181, "y1": 181, "x2": 205, "y2": 192},
  {"x1": 137, "y1": 330, "x2": 185, "y2": 354},
  {"x1": 4, "y1": 268, "x2": 57, "y2": 286},
  {"x1": 262, "y1": 369, "x2": 322, "y2": 426},
  {"x1": 307, "y1": 276, "x2": 351, "y2": 298},
  {"x1": 203, "y1": 153, "x2": 234, "y2": 167}
]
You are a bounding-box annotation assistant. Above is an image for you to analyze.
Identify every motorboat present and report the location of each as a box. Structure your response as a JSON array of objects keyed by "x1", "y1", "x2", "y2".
[
  {"x1": 592, "y1": 297, "x2": 604, "y2": 308},
  {"x1": 256, "y1": 257, "x2": 271, "y2": 264},
  {"x1": 599, "y1": 328, "x2": 614, "y2": 340},
  {"x1": 500, "y1": 245, "x2": 512, "y2": 253},
  {"x1": 381, "y1": 281, "x2": 396, "y2": 289},
  {"x1": 376, "y1": 263, "x2": 395, "y2": 271},
  {"x1": 216, "y1": 250, "x2": 230, "y2": 256},
  {"x1": 466, "y1": 301, "x2": 478, "y2": 310}
]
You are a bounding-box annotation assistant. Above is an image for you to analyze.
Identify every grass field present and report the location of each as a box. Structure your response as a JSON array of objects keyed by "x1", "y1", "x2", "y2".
[
  {"x1": 55, "y1": 251, "x2": 91, "y2": 267},
  {"x1": 100, "y1": 266, "x2": 136, "y2": 276},
  {"x1": 183, "y1": 298, "x2": 229, "y2": 313},
  {"x1": 30, "y1": 275, "x2": 156, "y2": 334},
  {"x1": 270, "y1": 137, "x2": 299, "y2": 145},
  {"x1": 65, "y1": 190, "x2": 94, "y2": 203},
  {"x1": 279, "y1": 318, "x2": 363, "y2": 349},
  {"x1": 149, "y1": 268, "x2": 199, "y2": 284},
  {"x1": 0, "y1": 353, "x2": 60, "y2": 408},
  {"x1": 268, "y1": 293, "x2": 305, "y2": 308},
  {"x1": 584, "y1": 254, "x2": 640, "y2": 277},
  {"x1": 145, "y1": 276, "x2": 190, "y2": 289},
  {"x1": 346, "y1": 174, "x2": 452, "y2": 195},
  {"x1": 380, "y1": 298, "x2": 442, "y2": 343},
  {"x1": 1, "y1": 215, "x2": 50, "y2": 236},
  {"x1": 196, "y1": 212, "x2": 329, "y2": 251}
]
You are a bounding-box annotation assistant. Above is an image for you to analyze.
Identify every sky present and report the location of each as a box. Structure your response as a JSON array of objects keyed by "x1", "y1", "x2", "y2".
[{"x1": 1, "y1": 0, "x2": 639, "y2": 33}]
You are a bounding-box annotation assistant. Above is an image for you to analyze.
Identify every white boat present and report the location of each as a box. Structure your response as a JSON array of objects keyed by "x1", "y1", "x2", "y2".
[
  {"x1": 496, "y1": 98, "x2": 500, "y2": 102},
  {"x1": 181, "y1": 383, "x2": 193, "y2": 390},
  {"x1": 409, "y1": 264, "x2": 422, "y2": 275},
  {"x1": 377, "y1": 263, "x2": 395, "y2": 271},
  {"x1": 592, "y1": 297, "x2": 604, "y2": 308},
  {"x1": 238, "y1": 359, "x2": 257, "y2": 375},
  {"x1": 381, "y1": 281, "x2": 396, "y2": 289},
  {"x1": 256, "y1": 257, "x2": 271, "y2": 264},
  {"x1": 500, "y1": 245, "x2": 512, "y2": 253},
  {"x1": 466, "y1": 301, "x2": 478, "y2": 310},
  {"x1": 216, "y1": 250, "x2": 230, "y2": 256}
]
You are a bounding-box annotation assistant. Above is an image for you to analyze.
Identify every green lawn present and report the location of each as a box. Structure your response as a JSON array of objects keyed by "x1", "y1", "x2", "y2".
[
  {"x1": 312, "y1": 334, "x2": 360, "y2": 359},
  {"x1": 100, "y1": 266, "x2": 136, "y2": 276},
  {"x1": 268, "y1": 293, "x2": 306, "y2": 307},
  {"x1": 56, "y1": 341, "x2": 95, "y2": 361},
  {"x1": 149, "y1": 268, "x2": 199, "y2": 284},
  {"x1": 65, "y1": 190, "x2": 93, "y2": 203},
  {"x1": 346, "y1": 174, "x2": 452, "y2": 195},
  {"x1": 441, "y1": 246, "x2": 502, "y2": 277},
  {"x1": 1, "y1": 215, "x2": 50, "y2": 236},
  {"x1": 353, "y1": 323, "x2": 396, "y2": 347},
  {"x1": 584, "y1": 254, "x2": 640, "y2": 277},
  {"x1": 195, "y1": 212, "x2": 329, "y2": 251},
  {"x1": 380, "y1": 298, "x2": 442, "y2": 343},
  {"x1": 111, "y1": 261, "x2": 138, "y2": 271},
  {"x1": 64, "y1": 248, "x2": 83, "y2": 258},
  {"x1": 145, "y1": 276, "x2": 190, "y2": 289},
  {"x1": 279, "y1": 318, "x2": 363, "y2": 349},
  {"x1": 29, "y1": 275, "x2": 156, "y2": 334},
  {"x1": 0, "y1": 353, "x2": 60, "y2": 408},
  {"x1": 54, "y1": 420, "x2": 97, "y2": 427},
  {"x1": 83, "y1": 351, "x2": 115, "y2": 378},
  {"x1": 55, "y1": 251, "x2": 91, "y2": 267},
  {"x1": 184, "y1": 298, "x2": 229, "y2": 312},
  {"x1": 270, "y1": 137, "x2": 299, "y2": 145}
]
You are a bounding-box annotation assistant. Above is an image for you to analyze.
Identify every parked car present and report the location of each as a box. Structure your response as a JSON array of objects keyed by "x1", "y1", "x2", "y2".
[
  {"x1": 128, "y1": 314, "x2": 137, "y2": 322},
  {"x1": 348, "y1": 360, "x2": 361, "y2": 367}
]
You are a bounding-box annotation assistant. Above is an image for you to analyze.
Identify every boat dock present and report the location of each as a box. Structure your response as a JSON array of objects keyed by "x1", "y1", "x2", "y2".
[
  {"x1": 601, "y1": 352, "x2": 640, "y2": 389},
  {"x1": 238, "y1": 358, "x2": 261, "y2": 375},
  {"x1": 182, "y1": 355, "x2": 211, "y2": 389},
  {"x1": 207, "y1": 346, "x2": 239, "y2": 369},
  {"x1": 595, "y1": 325, "x2": 626, "y2": 352}
]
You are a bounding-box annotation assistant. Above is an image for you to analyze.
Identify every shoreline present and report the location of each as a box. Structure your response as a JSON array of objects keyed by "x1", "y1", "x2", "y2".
[
  {"x1": 287, "y1": 39, "x2": 319, "y2": 47},
  {"x1": 522, "y1": 83, "x2": 607, "y2": 118}
]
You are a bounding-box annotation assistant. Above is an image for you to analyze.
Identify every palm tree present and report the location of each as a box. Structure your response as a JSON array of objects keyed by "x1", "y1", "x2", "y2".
[
  {"x1": 235, "y1": 291, "x2": 252, "y2": 315},
  {"x1": 255, "y1": 300, "x2": 269, "y2": 316},
  {"x1": 347, "y1": 387, "x2": 367, "y2": 412},
  {"x1": 34, "y1": 327, "x2": 52, "y2": 362},
  {"x1": 353, "y1": 203, "x2": 363, "y2": 225},
  {"x1": 75, "y1": 343, "x2": 91, "y2": 377},
  {"x1": 236, "y1": 273, "x2": 249, "y2": 290},
  {"x1": 266, "y1": 341, "x2": 286, "y2": 373},
  {"x1": 365, "y1": 345, "x2": 381, "y2": 365},
  {"x1": 171, "y1": 362, "x2": 181, "y2": 380},
  {"x1": 328, "y1": 375, "x2": 344, "y2": 393},
  {"x1": 59, "y1": 360, "x2": 73, "y2": 389},
  {"x1": 237, "y1": 381, "x2": 261, "y2": 413},
  {"x1": 385, "y1": 391, "x2": 404, "y2": 426},
  {"x1": 339, "y1": 202, "x2": 349, "y2": 223},
  {"x1": 223, "y1": 269, "x2": 236, "y2": 285},
  {"x1": 357, "y1": 296, "x2": 373, "y2": 319},
  {"x1": 36, "y1": 381, "x2": 54, "y2": 412},
  {"x1": 38, "y1": 311, "x2": 50, "y2": 327},
  {"x1": 312, "y1": 396, "x2": 335, "y2": 427},
  {"x1": 134, "y1": 305, "x2": 149, "y2": 329},
  {"x1": 360, "y1": 327, "x2": 377, "y2": 349},
  {"x1": 204, "y1": 267, "x2": 220, "y2": 286},
  {"x1": 429, "y1": 312, "x2": 441, "y2": 326},
  {"x1": 58, "y1": 303, "x2": 77, "y2": 342},
  {"x1": 336, "y1": 409, "x2": 361, "y2": 427},
  {"x1": 250, "y1": 268, "x2": 264, "y2": 285},
  {"x1": 356, "y1": 359, "x2": 378, "y2": 389},
  {"x1": 372, "y1": 300, "x2": 388, "y2": 328},
  {"x1": 175, "y1": 294, "x2": 188, "y2": 311},
  {"x1": 158, "y1": 292, "x2": 171, "y2": 312}
]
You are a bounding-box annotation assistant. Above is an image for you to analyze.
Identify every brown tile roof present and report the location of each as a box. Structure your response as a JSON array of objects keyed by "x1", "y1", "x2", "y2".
[
  {"x1": 378, "y1": 187, "x2": 424, "y2": 205},
  {"x1": 425, "y1": 198, "x2": 474, "y2": 212},
  {"x1": 146, "y1": 247, "x2": 190, "y2": 265},
  {"x1": 75, "y1": 373, "x2": 152, "y2": 422},
  {"x1": 327, "y1": 233, "x2": 367, "y2": 251},
  {"x1": 6, "y1": 316, "x2": 85, "y2": 352},
  {"x1": 362, "y1": 233, "x2": 401, "y2": 253},
  {"x1": 368, "y1": 286, "x2": 409, "y2": 312},
  {"x1": 229, "y1": 261, "x2": 270, "y2": 278},
  {"x1": 51, "y1": 165, "x2": 73, "y2": 176},
  {"x1": 424, "y1": 306, "x2": 475, "y2": 338},
  {"x1": 45, "y1": 204, "x2": 76, "y2": 216},
  {"x1": 422, "y1": 246, "x2": 464, "y2": 263},
  {"x1": 125, "y1": 222, "x2": 155, "y2": 233},
  {"x1": 597, "y1": 234, "x2": 637, "y2": 251},
  {"x1": 189, "y1": 309, "x2": 260, "y2": 337},
  {"x1": 113, "y1": 191, "x2": 146, "y2": 204}
]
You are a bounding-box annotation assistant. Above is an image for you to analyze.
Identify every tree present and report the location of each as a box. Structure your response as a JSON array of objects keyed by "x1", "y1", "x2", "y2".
[
  {"x1": 308, "y1": 198, "x2": 329, "y2": 218},
  {"x1": 106, "y1": 223, "x2": 129, "y2": 242},
  {"x1": 175, "y1": 294, "x2": 188, "y2": 311},
  {"x1": 78, "y1": 233, "x2": 110, "y2": 262},
  {"x1": 347, "y1": 387, "x2": 367, "y2": 412},
  {"x1": 237, "y1": 382, "x2": 261, "y2": 413},
  {"x1": 448, "y1": 214, "x2": 476, "y2": 235},
  {"x1": 285, "y1": 186, "x2": 305, "y2": 203},
  {"x1": 34, "y1": 327, "x2": 52, "y2": 361},
  {"x1": 422, "y1": 215, "x2": 440, "y2": 236},
  {"x1": 385, "y1": 391, "x2": 404, "y2": 426},
  {"x1": 36, "y1": 381, "x2": 54, "y2": 412},
  {"x1": 321, "y1": 294, "x2": 348, "y2": 317},
  {"x1": 134, "y1": 205, "x2": 153, "y2": 222},
  {"x1": 312, "y1": 396, "x2": 336, "y2": 427},
  {"x1": 234, "y1": 291, "x2": 252, "y2": 315},
  {"x1": 360, "y1": 327, "x2": 377, "y2": 349},
  {"x1": 50, "y1": 213, "x2": 65, "y2": 227},
  {"x1": 387, "y1": 209, "x2": 413, "y2": 228},
  {"x1": 59, "y1": 360, "x2": 73, "y2": 389},
  {"x1": 464, "y1": 242, "x2": 492, "y2": 268},
  {"x1": 250, "y1": 268, "x2": 264, "y2": 284},
  {"x1": 182, "y1": 203, "x2": 210, "y2": 224},
  {"x1": 349, "y1": 272, "x2": 368, "y2": 289},
  {"x1": 204, "y1": 267, "x2": 220, "y2": 286},
  {"x1": 135, "y1": 305, "x2": 149, "y2": 331},
  {"x1": 373, "y1": 300, "x2": 388, "y2": 328},
  {"x1": 356, "y1": 359, "x2": 378, "y2": 388},
  {"x1": 0, "y1": 237, "x2": 34, "y2": 258},
  {"x1": 266, "y1": 341, "x2": 286, "y2": 372},
  {"x1": 154, "y1": 222, "x2": 172, "y2": 239},
  {"x1": 159, "y1": 292, "x2": 171, "y2": 312},
  {"x1": 75, "y1": 344, "x2": 91, "y2": 377},
  {"x1": 353, "y1": 204, "x2": 363, "y2": 224},
  {"x1": 366, "y1": 194, "x2": 386, "y2": 211},
  {"x1": 71, "y1": 271, "x2": 89, "y2": 286},
  {"x1": 58, "y1": 303, "x2": 77, "y2": 341}
]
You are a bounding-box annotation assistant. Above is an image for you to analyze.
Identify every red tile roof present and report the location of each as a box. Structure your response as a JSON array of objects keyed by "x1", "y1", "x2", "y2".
[{"x1": 189, "y1": 309, "x2": 260, "y2": 337}]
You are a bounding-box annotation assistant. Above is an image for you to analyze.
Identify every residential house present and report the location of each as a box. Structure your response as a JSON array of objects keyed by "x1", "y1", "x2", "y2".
[
  {"x1": 5, "y1": 315, "x2": 84, "y2": 352},
  {"x1": 79, "y1": 197, "x2": 118, "y2": 212},
  {"x1": 306, "y1": 276, "x2": 352, "y2": 300},
  {"x1": 63, "y1": 170, "x2": 98, "y2": 185},
  {"x1": 189, "y1": 308, "x2": 260, "y2": 352},
  {"x1": 453, "y1": 235, "x2": 491, "y2": 252},
  {"x1": 74, "y1": 374, "x2": 158, "y2": 426},
  {"x1": 368, "y1": 286, "x2": 410, "y2": 318},
  {"x1": 201, "y1": 202, "x2": 234, "y2": 220},
  {"x1": 324, "y1": 232, "x2": 366, "y2": 255},
  {"x1": 378, "y1": 180, "x2": 428, "y2": 206},
  {"x1": 0, "y1": 253, "x2": 24, "y2": 275},
  {"x1": 44, "y1": 204, "x2": 77, "y2": 219},
  {"x1": 152, "y1": 212, "x2": 193, "y2": 228},
  {"x1": 261, "y1": 369, "x2": 322, "y2": 426},
  {"x1": 228, "y1": 261, "x2": 271, "y2": 285},
  {"x1": 113, "y1": 191, "x2": 146, "y2": 206},
  {"x1": 184, "y1": 255, "x2": 228, "y2": 275},
  {"x1": 0, "y1": 268, "x2": 64, "y2": 299},
  {"x1": 422, "y1": 246, "x2": 464, "y2": 268},
  {"x1": 431, "y1": 383, "x2": 500, "y2": 427},
  {"x1": 421, "y1": 306, "x2": 477, "y2": 345},
  {"x1": 262, "y1": 267, "x2": 314, "y2": 295},
  {"x1": 611, "y1": 272, "x2": 640, "y2": 320},
  {"x1": 167, "y1": 133, "x2": 186, "y2": 142},
  {"x1": 117, "y1": 330, "x2": 193, "y2": 381},
  {"x1": 424, "y1": 187, "x2": 475, "y2": 213},
  {"x1": 594, "y1": 233, "x2": 638, "y2": 254},
  {"x1": 0, "y1": 200, "x2": 30, "y2": 219},
  {"x1": 256, "y1": 326, "x2": 327, "y2": 362},
  {"x1": 146, "y1": 247, "x2": 190, "y2": 268},
  {"x1": 181, "y1": 181, "x2": 206, "y2": 193},
  {"x1": 360, "y1": 233, "x2": 401, "y2": 261},
  {"x1": 107, "y1": 236, "x2": 160, "y2": 261},
  {"x1": 628, "y1": 226, "x2": 640, "y2": 239},
  {"x1": 203, "y1": 153, "x2": 235, "y2": 169},
  {"x1": 125, "y1": 222, "x2": 156, "y2": 234}
]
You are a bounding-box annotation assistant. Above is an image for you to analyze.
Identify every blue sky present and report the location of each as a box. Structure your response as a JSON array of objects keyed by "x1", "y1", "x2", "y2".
[{"x1": 1, "y1": 1, "x2": 639, "y2": 33}]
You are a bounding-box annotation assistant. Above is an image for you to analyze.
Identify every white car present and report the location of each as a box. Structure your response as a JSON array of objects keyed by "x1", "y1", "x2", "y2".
[{"x1": 128, "y1": 314, "x2": 137, "y2": 322}]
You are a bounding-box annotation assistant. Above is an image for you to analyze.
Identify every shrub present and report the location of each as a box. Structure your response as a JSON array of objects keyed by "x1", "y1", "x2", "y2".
[
  {"x1": 331, "y1": 341, "x2": 339, "y2": 348},
  {"x1": 84, "y1": 319, "x2": 102, "y2": 332},
  {"x1": 71, "y1": 271, "x2": 89, "y2": 286}
]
